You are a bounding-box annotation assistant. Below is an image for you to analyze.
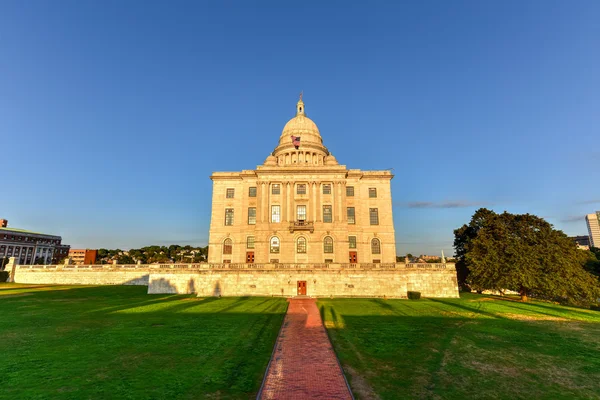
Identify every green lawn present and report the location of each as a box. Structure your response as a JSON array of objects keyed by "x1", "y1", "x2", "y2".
[
  {"x1": 0, "y1": 284, "x2": 287, "y2": 400},
  {"x1": 319, "y1": 294, "x2": 600, "y2": 400}
]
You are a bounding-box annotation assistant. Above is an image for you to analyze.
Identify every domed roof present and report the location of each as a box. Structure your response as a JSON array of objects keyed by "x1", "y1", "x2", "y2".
[{"x1": 277, "y1": 97, "x2": 324, "y2": 147}]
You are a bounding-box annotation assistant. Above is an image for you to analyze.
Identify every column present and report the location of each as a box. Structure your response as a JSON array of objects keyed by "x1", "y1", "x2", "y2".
[
  {"x1": 260, "y1": 182, "x2": 266, "y2": 222},
  {"x1": 316, "y1": 182, "x2": 321, "y2": 221},
  {"x1": 282, "y1": 181, "x2": 287, "y2": 222},
  {"x1": 331, "y1": 181, "x2": 335, "y2": 222},
  {"x1": 287, "y1": 182, "x2": 292, "y2": 222},
  {"x1": 311, "y1": 182, "x2": 317, "y2": 221},
  {"x1": 337, "y1": 181, "x2": 343, "y2": 222}
]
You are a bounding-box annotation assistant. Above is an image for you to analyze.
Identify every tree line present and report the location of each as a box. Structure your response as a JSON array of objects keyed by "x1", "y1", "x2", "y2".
[
  {"x1": 96, "y1": 245, "x2": 209, "y2": 265},
  {"x1": 455, "y1": 208, "x2": 600, "y2": 305}
]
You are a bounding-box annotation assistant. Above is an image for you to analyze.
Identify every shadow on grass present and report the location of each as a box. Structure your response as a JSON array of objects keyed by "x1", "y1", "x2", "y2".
[
  {"x1": 0, "y1": 285, "x2": 288, "y2": 400},
  {"x1": 319, "y1": 299, "x2": 600, "y2": 400}
]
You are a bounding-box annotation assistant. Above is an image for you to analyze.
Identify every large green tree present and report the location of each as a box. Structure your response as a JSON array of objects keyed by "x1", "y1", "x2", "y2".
[{"x1": 455, "y1": 208, "x2": 600, "y2": 304}]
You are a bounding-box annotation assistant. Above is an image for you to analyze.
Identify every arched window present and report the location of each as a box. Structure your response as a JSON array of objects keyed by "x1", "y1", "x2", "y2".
[
  {"x1": 297, "y1": 237, "x2": 307, "y2": 253},
  {"x1": 270, "y1": 237, "x2": 280, "y2": 253},
  {"x1": 323, "y1": 236, "x2": 333, "y2": 253},
  {"x1": 223, "y1": 238, "x2": 232, "y2": 255},
  {"x1": 371, "y1": 238, "x2": 381, "y2": 254}
]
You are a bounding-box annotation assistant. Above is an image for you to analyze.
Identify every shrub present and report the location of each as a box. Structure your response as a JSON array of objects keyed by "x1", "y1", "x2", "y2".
[
  {"x1": 591, "y1": 304, "x2": 600, "y2": 312},
  {"x1": 407, "y1": 291, "x2": 421, "y2": 300},
  {"x1": 0, "y1": 271, "x2": 9, "y2": 282}
]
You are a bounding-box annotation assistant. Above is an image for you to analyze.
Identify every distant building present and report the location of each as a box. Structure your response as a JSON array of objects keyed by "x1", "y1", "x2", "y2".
[
  {"x1": 0, "y1": 219, "x2": 65, "y2": 265},
  {"x1": 586, "y1": 213, "x2": 600, "y2": 248},
  {"x1": 570, "y1": 235, "x2": 590, "y2": 250},
  {"x1": 68, "y1": 249, "x2": 98, "y2": 265},
  {"x1": 53, "y1": 244, "x2": 71, "y2": 263}
]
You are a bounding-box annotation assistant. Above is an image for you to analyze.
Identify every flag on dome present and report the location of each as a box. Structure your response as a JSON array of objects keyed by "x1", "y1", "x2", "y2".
[{"x1": 291, "y1": 135, "x2": 301, "y2": 149}]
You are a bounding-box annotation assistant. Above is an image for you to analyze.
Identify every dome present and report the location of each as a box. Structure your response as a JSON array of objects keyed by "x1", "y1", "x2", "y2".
[
  {"x1": 263, "y1": 155, "x2": 277, "y2": 166},
  {"x1": 280, "y1": 115, "x2": 322, "y2": 145},
  {"x1": 269, "y1": 94, "x2": 335, "y2": 167},
  {"x1": 325, "y1": 154, "x2": 339, "y2": 165},
  {"x1": 277, "y1": 97, "x2": 324, "y2": 148}
]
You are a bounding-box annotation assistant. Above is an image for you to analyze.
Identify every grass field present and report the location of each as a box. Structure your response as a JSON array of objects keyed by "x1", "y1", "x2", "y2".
[
  {"x1": 319, "y1": 294, "x2": 600, "y2": 400},
  {"x1": 0, "y1": 284, "x2": 287, "y2": 400}
]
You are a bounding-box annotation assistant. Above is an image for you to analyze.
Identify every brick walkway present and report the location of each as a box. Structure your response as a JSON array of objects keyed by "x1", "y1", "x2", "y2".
[{"x1": 258, "y1": 298, "x2": 353, "y2": 400}]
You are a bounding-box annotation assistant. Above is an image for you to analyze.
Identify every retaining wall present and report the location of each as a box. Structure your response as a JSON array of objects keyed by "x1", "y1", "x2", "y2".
[{"x1": 9, "y1": 262, "x2": 459, "y2": 298}]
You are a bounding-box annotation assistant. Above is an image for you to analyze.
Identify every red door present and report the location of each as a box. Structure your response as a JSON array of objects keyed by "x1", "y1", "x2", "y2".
[
  {"x1": 297, "y1": 281, "x2": 307, "y2": 295},
  {"x1": 349, "y1": 251, "x2": 358, "y2": 263},
  {"x1": 246, "y1": 252, "x2": 254, "y2": 263}
]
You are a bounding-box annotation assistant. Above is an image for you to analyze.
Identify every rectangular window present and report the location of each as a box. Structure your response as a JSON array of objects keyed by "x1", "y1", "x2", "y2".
[
  {"x1": 369, "y1": 188, "x2": 377, "y2": 198},
  {"x1": 324, "y1": 259, "x2": 333, "y2": 264},
  {"x1": 271, "y1": 205, "x2": 281, "y2": 223},
  {"x1": 247, "y1": 236, "x2": 255, "y2": 249},
  {"x1": 248, "y1": 207, "x2": 256, "y2": 225},
  {"x1": 323, "y1": 205, "x2": 332, "y2": 223},
  {"x1": 369, "y1": 208, "x2": 379, "y2": 225},
  {"x1": 249, "y1": 187, "x2": 257, "y2": 197},
  {"x1": 347, "y1": 207, "x2": 355, "y2": 224},
  {"x1": 272, "y1": 184, "x2": 280, "y2": 195},
  {"x1": 297, "y1": 205, "x2": 307, "y2": 221},
  {"x1": 297, "y1": 184, "x2": 306, "y2": 195},
  {"x1": 225, "y1": 208, "x2": 234, "y2": 226},
  {"x1": 346, "y1": 186, "x2": 354, "y2": 197},
  {"x1": 373, "y1": 259, "x2": 381, "y2": 264},
  {"x1": 226, "y1": 188, "x2": 235, "y2": 198},
  {"x1": 348, "y1": 236, "x2": 357, "y2": 249},
  {"x1": 323, "y1": 184, "x2": 331, "y2": 194},
  {"x1": 270, "y1": 259, "x2": 279, "y2": 264}
]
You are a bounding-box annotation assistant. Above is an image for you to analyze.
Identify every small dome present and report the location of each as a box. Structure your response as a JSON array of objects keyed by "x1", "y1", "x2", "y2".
[
  {"x1": 263, "y1": 155, "x2": 277, "y2": 166},
  {"x1": 325, "y1": 154, "x2": 339, "y2": 165}
]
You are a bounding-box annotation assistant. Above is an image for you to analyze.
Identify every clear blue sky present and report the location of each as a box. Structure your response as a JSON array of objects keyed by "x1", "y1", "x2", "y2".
[{"x1": 1, "y1": 1, "x2": 599, "y2": 255}]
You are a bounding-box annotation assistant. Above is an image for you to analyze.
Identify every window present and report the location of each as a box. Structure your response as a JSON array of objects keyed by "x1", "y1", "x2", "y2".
[
  {"x1": 323, "y1": 184, "x2": 331, "y2": 194},
  {"x1": 271, "y1": 205, "x2": 281, "y2": 223},
  {"x1": 371, "y1": 238, "x2": 381, "y2": 254},
  {"x1": 297, "y1": 205, "x2": 307, "y2": 221},
  {"x1": 297, "y1": 237, "x2": 307, "y2": 253},
  {"x1": 223, "y1": 238, "x2": 232, "y2": 255},
  {"x1": 249, "y1": 187, "x2": 257, "y2": 197},
  {"x1": 248, "y1": 207, "x2": 256, "y2": 225},
  {"x1": 297, "y1": 184, "x2": 306, "y2": 195},
  {"x1": 373, "y1": 259, "x2": 381, "y2": 264},
  {"x1": 346, "y1": 186, "x2": 354, "y2": 197},
  {"x1": 325, "y1": 259, "x2": 333, "y2": 263},
  {"x1": 369, "y1": 188, "x2": 377, "y2": 198},
  {"x1": 369, "y1": 208, "x2": 379, "y2": 225},
  {"x1": 270, "y1": 237, "x2": 280, "y2": 253},
  {"x1": 226, "y1": 188, "x2": 235, "y2": 198},
  {"x1": 225, "y1": 208, "x2": 234, "y2": 226},
  {"x1": 324, "y1": 236, "x2": 333, "y2": 253},
  {"x1": 323, "y1": 205, "x2": 332, "y2": 223},
  {"x1": 348, "y1": 236, "x2": 357, "y2": 249},
  {"x1": 347, "y1": 207, "x2": 355, "y2": 224},
  {"x1": 247, "y1": 236, "x2": 255, "y2": 249},
  {"x1": 272, "y1": 184, "x2": 280, "y2": 195}
]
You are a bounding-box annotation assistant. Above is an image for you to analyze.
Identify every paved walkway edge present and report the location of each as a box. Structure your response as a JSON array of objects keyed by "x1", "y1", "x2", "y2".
[
  {"x1": 256, "y1": 299, "x2": 290, "y2": 399},
  {"x1": 257, "y1": 298, "x2": 355, "y2": 400},
  {"x1": 320, "y1": 302, "x2": 355, "y2": 400}
]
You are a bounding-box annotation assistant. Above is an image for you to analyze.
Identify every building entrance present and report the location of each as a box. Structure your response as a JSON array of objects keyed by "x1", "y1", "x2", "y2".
[
  {"x1": 349, "y1": 251, "x2": 358, "y2": 263},
  {"x1": 246, "y1": 252, "x2": 254, "y2": 263},
  {"x1": 297, "y1": 281, "x2": 307, "y2": 296}
]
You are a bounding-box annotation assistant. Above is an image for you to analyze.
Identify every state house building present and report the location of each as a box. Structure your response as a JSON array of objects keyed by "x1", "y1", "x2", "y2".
[{"x1": 208, "y1": 96, "x2": 396, "y2": 265}]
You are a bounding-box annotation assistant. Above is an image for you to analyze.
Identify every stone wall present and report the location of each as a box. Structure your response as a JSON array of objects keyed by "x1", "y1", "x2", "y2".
[
  {"x1": 147, "y1": 266, "x2": 459, "y2": 298},
  {"x1": 9, "y1": 260, "x2": 459, "y2": 298},
  {"x1": 12, "y1": 265, "x2": 149, "y2": 286}
]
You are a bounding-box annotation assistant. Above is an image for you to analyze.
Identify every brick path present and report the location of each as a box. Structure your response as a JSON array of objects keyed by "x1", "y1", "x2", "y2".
[{"x1": 258, "y1": 298, "x2": 353, "y2": 400}]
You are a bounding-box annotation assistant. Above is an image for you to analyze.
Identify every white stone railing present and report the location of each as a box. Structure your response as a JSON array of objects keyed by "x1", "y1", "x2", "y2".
[{"x1": 14, "y1": 262, "x2": 453, "y2": 270}]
